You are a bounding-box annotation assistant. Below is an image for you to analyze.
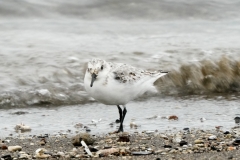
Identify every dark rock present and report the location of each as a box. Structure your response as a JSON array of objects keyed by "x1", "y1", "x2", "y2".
[
  {"x1": 104, "y1": 146, "x2": 112, "y2": 149},
  {"x1": 117, "y1": 135, "x2": 130, "y2": 142},
  {"x1": 179, "y1": 140, "x2": 188, "y2": 146},
  {"x1": 72, "y1": 133, "x2": 95, "y2": 146},
  {"x1": 168, "y1": 115, "x2": 178, "y2": 120},
  {"x1": 234, "y1": 117, "x2": 240, "y2": 124},
  {"x1": 86, "y1": 128, "x2": 91, "y2": 132},
  {"x1": 89, "y1": 147, "x2": 99, "y2": 152},
  {"x1": 163, "y1": 145, "x2": 172, "y2": 148},
  {"x1": 84, "y1": 126, "x2": 91, "y2": 132},
  {"x1": 224, "y1": 131, "x2": 230, "y2": 134},
  {"x1": 234, "y1": 137, "x2": 240, "y2": 144},
  {"x1": 131, "y1": 151, "x2": 152, "y2": 155},
  {"x1": 1, "y1": 155, "x2": 12, "y2": 160}
]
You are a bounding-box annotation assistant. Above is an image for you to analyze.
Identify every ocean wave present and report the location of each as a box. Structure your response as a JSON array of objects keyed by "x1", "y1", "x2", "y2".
[
  {"x1": 156, "y1": 56, "x2": 240, "y2": 95},
  {"x1": 0, "y1": 56, "x2": 240, "y2": 109}
]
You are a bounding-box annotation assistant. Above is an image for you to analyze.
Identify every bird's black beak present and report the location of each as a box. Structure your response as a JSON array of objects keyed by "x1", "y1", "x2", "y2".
[{"x1": 90, "y1": 73, "x2": 97, "y2": 87}]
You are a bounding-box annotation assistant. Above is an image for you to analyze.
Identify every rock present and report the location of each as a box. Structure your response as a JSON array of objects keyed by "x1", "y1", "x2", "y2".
[
  {"x1": 74, "y1": 123, "x2": 83, "y2": 128},
  {"x1": 200, "y1": 117, "x2": 206, "y2": 122},
  {"x1": 8, "y1": 146, "x2": 22, "y2": 152},
  {"x1": 35, "y1": 148, "x2": 51, "y2": 159},
  {"x1": 168, "y1": 115, "x2": 178, "y2": 120},
  {"x1": 227, "y1": 146, "x2": 236, "y2": 151},
  {"x1": 233, "y1": 137, "x2": 240, "y2": 144},
  {"x1": 131, "y1": 151, "x2": 152, "y2": 155},
  {"x1": 183, "y1": 128, "x2": 190, "y2": 133},
  {"x1": 72, "y1": 133, "x2": 95, "y2": 146},
  {"x1": 234, "y1": 116, "x2": 240, "y2": 124},
  {"x1": 57, "y1": 152, "x2": 65, "y2": 157},
  {"x1": 159, "y1": 134, "x2": 168, "y2": 140},
  {"x1": 1, "y1": 154, "x2": 12, "y2": 160},
  {"x1": 163, "y1": 145, "x2": 172, "y2": 148},
  {"x1": 223, "y1": 131, "x2": 230, "y2": 134},
  {"x1": 14, "y1": 123, "x2": 31, "y2": 132},
  {"x1": 117, "y1": 134, "x2": 130, "y2": 142},
  {"x1": 96, "y1": 148, "x2": 119, "y2": 157},
  {"x1": 0, "y1": 143, "x2": 8, "y2": 150},
  {"x1": 179, "y1": 140, "x2": 188, "y2": 146},
  {"x1": 194, "y1": 139, "x2": 204, "y2": 144},
  {"x1": 39, "y1": 138, "x2": 47, "y2": 146},
  {"x1": 18, "y1": 151, "x2": 31, "y2": 159},
  {"x1": 174, "y1": 133, "x2": 182, "y2": 143},
  {"x1": 208, "y1": 135, "x2": 217, "y2": 140}
]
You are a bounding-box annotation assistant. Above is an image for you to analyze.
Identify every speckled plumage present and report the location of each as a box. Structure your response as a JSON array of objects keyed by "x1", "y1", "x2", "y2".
[{"x1": 84, "y1": 59, "x2": 168, "y2": 105}]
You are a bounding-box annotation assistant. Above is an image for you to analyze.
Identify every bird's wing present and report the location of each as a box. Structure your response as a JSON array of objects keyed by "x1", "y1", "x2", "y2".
[{"x1": 109, "y1": 63, "x2": 166, "y2": 84}]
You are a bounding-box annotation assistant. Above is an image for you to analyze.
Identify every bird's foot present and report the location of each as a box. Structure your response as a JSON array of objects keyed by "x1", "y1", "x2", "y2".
[
  {"x1": 117, "y1": 125, "x2": 124, "y2": 133},
  {"x1": 115, "y1": 119, "x2": 121, "y2": 123}
]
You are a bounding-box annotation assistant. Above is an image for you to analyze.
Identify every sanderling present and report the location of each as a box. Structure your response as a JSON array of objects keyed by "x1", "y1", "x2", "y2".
[{"x1": 84, "y1": 59, "x2": 168, "y2": 132}]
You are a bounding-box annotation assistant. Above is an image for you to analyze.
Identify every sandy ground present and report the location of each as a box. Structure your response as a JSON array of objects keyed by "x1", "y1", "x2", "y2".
[{"x1": 1, "y1": 127, "x2": 240, "y2": 160}]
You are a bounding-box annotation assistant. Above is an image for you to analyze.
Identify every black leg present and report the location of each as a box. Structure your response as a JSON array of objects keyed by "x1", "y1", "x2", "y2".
[
  {"x1": 118, "y1": 105, "x2": 127, "y2": 133},
  {"x1": 116, "y1": 105, "x2": 122, "y2": 123}
]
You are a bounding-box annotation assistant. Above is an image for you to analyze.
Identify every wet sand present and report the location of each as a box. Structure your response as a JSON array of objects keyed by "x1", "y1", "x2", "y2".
[{"x1": 1, "y1": 95, "x2": 240, "y2": 138}]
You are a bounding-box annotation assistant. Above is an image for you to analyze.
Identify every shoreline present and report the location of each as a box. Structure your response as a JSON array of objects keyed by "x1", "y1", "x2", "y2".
[{"x1": 1, "y1": 127, "x2": 240, "y2": 160}]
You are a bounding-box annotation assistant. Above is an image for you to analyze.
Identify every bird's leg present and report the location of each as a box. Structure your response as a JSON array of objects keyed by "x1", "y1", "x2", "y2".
[
  {"x1": 118, "y1": 105, "x2": 127, "y2": 133},
  {"x1": 116, "y1": 105, "x2": 122, "y2": 123}
]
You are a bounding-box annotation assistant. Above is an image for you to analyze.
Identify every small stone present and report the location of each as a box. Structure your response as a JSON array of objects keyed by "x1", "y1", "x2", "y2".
[
  {"x1": 117, "y1": 135, "x2": 130, "y2": 142},
  {"x1": 179, "y1": 140, "x2": 188, "y2": 146},
  {"x1": 132, "y1": 151, "x2": 152, "y2": 155},
  {"x1": 234, "y1": 117, "x2": 240, "y2": 124},
  {"x1": 163, "y1": 145, "x2": 172, "y2": 148},
  {"x1": 39, "y1": 138, "x2": 47, "y2": 146},
  {"x1": 0, "y1": 143, "x2": 8, "y2": 150},
  {"x1": 233, "y1": 137, "x2": 240, "y2": 144},
  {"x1": 35, "y1": 148, "x2": 51, "y2": 159},
  {"x1": 194, "y1": 139, "x2": 204, "y2": 144},
  {"x1": 97, "y1": 148, "x2": 119, "y2": 157},
  {"x1": 225, "y1": 134, "x2": 232, "y2": 139},
  {"x1": 223, "y1": 131, "x2": 230, "y2": 134},
  {"x1": 8, "y1": 146, "x2": 22, "y2": 152},
  {"x1": 154, "y1": 149, "x2": 164, "y2": 154},
  {"x1": 208, "y1": 135, "x2": 217, "y2": 140},
  {"x1": 19, "y1": 151, "x2": 31, "y2": 159},
  {"x1": 72, "y1": 133, "x2": 95, "y2": 146},
  {"x1": 57, "y1": 152, "x2": 65, "y2": 157},
  {"x1": 227, "y1": 146, "x2": 236, "y2": 151},
  {"x1": 168, "y1": 115, "x2": 178, "y2": 120},
  {"x1": 1, "y1": 154, "x2": 12, "y2": 160}
]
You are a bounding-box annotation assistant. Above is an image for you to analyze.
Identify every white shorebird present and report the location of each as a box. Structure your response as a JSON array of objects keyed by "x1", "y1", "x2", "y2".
[{"x1": 84, "y1": 59, "x2": 168, "y2": 132}]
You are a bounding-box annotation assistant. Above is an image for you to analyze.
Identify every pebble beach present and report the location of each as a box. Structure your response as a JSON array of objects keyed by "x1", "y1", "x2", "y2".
[{"x1": 1, "y1": 126, "x2": 240, "y2": 160}]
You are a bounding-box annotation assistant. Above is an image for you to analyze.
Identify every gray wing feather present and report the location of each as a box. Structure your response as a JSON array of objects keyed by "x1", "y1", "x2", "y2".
[{"x1": 110, "y1": 63, "x2": 164, "y2": 83}]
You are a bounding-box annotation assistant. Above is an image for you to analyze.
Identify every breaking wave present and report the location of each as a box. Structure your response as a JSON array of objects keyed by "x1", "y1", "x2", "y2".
[
  {"x1": 0, "y1": 56, "x2": 240, "y2": 109},
  {"x1": 156, "y1": 56, "x2": 240, "y2": 95}
]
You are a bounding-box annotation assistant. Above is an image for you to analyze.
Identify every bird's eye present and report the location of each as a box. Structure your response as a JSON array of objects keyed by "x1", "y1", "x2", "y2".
[{"x1": 101, "y1": 65, "x2": 103, "y2": 70}]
